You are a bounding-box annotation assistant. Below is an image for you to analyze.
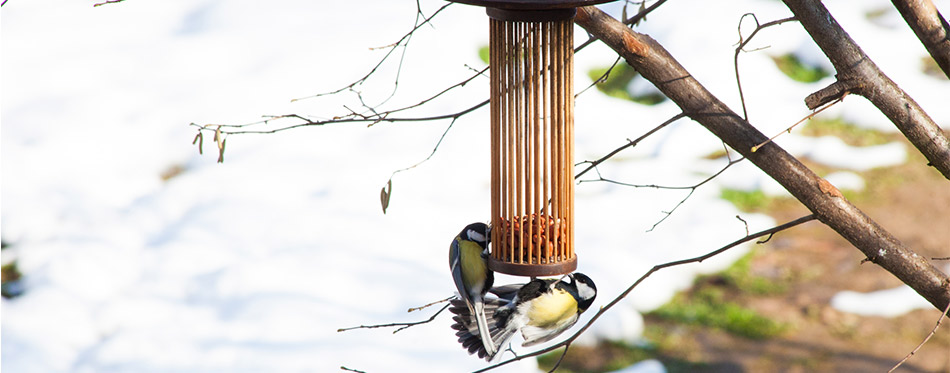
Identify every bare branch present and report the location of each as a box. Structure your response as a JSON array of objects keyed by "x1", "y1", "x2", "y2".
[
  {"x1": 804, "y1": 79, "x2": 860, "y2": 110},
  {"x1": 783, "y1": 0, "x2": 950, "y2": 179},
  {"x1": 891, "y1": 0, "x2": 950, "y2": 79},
  {"x1": 476, "y1": 214, "x2": 818, "y2": 372},
  {"x1": 574, "y1": 5, "x2": 950, "y2": 311}
]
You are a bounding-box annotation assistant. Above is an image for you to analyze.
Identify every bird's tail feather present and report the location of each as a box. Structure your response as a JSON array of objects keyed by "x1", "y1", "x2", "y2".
[
  {"x1": 450, "y1": 297, "x2": 517, "y2": 361},
  {"x1": 473, "y1": 300, "x2": 496, "y2": 357}
]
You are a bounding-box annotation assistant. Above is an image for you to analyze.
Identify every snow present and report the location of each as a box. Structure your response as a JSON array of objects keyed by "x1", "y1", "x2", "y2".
[
  {"x1": 824, "y1": 171, "x2": 866, "y2": 192},
  {"x1": 3, "y1": 0, "x2": 948, "y2": 372},
  {"x1": 831, "y1": 286, "x2": 935, "y2": 318},
  {"x1": 608, "y1": 359, "x2": 666, "y2": 373}
]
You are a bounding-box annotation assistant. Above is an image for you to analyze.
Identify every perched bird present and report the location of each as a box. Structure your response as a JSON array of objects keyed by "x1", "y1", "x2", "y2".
[
  {"x1": 450, "y1": 272, "x2": 597, "y2": 361},
  {"x1": 448, "y1": 222, "x2": 496, "y2": 357}
]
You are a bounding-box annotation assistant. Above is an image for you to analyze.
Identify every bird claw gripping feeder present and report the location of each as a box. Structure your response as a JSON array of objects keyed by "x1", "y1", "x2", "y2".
[{"x1": 448, "y1": 0, "x2": 615, "y2": 277}]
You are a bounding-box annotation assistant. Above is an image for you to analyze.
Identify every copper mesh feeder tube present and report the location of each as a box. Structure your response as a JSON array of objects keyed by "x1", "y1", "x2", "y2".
[
  {"x1": 490, "y1": 7, "x2": 579, "y2": 277},
  {"x1": 450, "y1": 0, "x2": 614, "y2": 277}
]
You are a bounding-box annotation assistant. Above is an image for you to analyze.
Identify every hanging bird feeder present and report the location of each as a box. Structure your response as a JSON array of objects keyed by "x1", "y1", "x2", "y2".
[{"x1": 448, "y1": 0, "x2": 614, "y2": 277}]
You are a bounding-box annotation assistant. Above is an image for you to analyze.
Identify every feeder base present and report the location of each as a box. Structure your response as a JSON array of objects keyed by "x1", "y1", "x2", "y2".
[{"x1": 488, "y1": 256, "x2": 577, "y2": 277}]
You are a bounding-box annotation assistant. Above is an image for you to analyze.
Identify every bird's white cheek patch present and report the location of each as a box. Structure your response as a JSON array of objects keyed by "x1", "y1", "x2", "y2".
[
  {"x1": 577, "y1": 283, "x2": 596, "y2": 301},
  {"x1": 468, "y1": 230, "x2": 487, "y2": 243}
]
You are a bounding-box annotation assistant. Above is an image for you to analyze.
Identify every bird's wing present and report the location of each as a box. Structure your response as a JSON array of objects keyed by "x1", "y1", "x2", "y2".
[
  {"x1": 449, "y1": 237, "x2": 473, "y2": 306},
  {"x1": 488, "y1": 283, "x2": 524, "y2": 301}
]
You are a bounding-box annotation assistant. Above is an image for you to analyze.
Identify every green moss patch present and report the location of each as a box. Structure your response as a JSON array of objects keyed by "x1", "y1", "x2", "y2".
[
  {"x1": 720, "y1": 188, "x2": 772, "y2": 212},
  {"x1": 800, "y1": 117, "x2": 892, "y2": 147},
  {"x1": 587, "y1": 63, "x2": 665, "y2": 105},
  {"x1": 772, "y1": 54, "x2": 830, "y2": 83},
  {"x1": 648, "y1": 287, "x2": 789, "y2": 340}
]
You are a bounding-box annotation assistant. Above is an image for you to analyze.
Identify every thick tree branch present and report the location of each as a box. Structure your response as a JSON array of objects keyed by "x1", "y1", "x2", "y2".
[
  {"x1": 574, "y1": 6, "x2": 950, "y2": 311},
  {"x1": 891, "y1": 0, "x2": 950, "y2": 79},
  {"x1": 783, "y1": 0, "x2": 950, "y2": 180}
]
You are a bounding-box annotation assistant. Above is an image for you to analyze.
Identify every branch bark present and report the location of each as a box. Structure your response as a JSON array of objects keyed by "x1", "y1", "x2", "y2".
[
  {"x1": 574, "y1": 6, "x2": 950, "y2": 311},
  {"x1": 891, "y1": 0, "x2": 950, "y2": 80},
  {"x1": 783, "y1": 0, "x2": 950, "y2": 180}
]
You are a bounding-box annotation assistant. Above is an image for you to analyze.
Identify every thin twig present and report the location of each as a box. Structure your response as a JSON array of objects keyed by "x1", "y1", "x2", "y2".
[
  {"x1": 751, "y1": 94, "x2": 843, "y2": 153},
  {"x1": 887, "y1": 288, "x2": 950, "y2": 373},
  {"x1": 733, "y1": 14, "x2": 798, "y2": 121},
  {"x1": 337, "y1": 302, "x2": 451, "y2": 334},
  {"x1": 408, "y1": 295, "x2": 454, "y2": 312},
  {"x1": 757, "y1": 232, "x2": 776, "y2": 244},
  {"x1": 93, "y1": 0, "x2": 127, "y2": 6},
  {"x1": 575, "y1": 113, "x2": 687, "y2": 180},
  {"x1": 736, "y1": 215, "x2": 749, "y2": 236},
  {"x1": 293, "y1": 2, "x2": 453, "y2": 106},
  {"x1": 576, "y1": 56, "x2": 624, "y2": 98},
  {"x1": 579, "y1": 154, "x2": 746, "y2": 231},
  {"x1": 384, "y1": 117, "x2": 459, "y2": 185},
  {"x1": 624, "y1": 0, "x2": 669, "y2": 26},
  {"x1": 475, "y1": 214, "x2": 818, "y2": 372},
  {"x1": 546, "y1": 346, "x2": 571, "y2": 373}
]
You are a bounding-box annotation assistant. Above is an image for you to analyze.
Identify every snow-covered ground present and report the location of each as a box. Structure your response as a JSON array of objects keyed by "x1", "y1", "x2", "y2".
[{"x1": 3, "y1": 0, "x2": 948, "y2": 372}]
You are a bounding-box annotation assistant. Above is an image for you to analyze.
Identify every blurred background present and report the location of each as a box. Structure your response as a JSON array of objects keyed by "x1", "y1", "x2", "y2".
[{"x1": 3, "y1": 0, "x2": 949, "y2": 371}]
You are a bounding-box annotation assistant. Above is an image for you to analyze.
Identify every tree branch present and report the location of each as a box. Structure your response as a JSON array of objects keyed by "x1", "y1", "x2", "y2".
[
  {"x1": 891, "y1": 0, "x2": 950, "y2": 80},
  {"x1": 574, "y1": 5, "x2": 950, "y2": 311},
  {"x1": 782, "y1": 0, "x2": 950, "y2": 180}
]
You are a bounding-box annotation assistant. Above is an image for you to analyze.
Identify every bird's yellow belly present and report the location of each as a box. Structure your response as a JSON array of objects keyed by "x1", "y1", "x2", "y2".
[
  {"x1": 460, "y1": 242, "x2": 487, "y2": 290},
  {"x1": 526, "y1": 289, "x2": 577, "y2": 327}
]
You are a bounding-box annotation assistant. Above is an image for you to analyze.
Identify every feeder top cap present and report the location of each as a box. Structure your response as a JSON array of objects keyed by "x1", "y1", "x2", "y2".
[{"x1": 446, "y1": 0, "x2": 617, "y2": 10}]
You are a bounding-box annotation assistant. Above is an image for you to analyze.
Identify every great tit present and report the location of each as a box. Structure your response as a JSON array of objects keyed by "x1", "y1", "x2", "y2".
[
  {"x1": 448, "y1": 222, "x2": 496, "y2": 357},
  {"x1": 450, "y1": 272, "x2": 597, "y2": 361}
]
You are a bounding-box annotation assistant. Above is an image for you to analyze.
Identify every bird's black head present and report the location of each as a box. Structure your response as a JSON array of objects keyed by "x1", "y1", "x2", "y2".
[
  {"x1": 460, "y1": 222, "x2": 490, "y2": 249},
  {"x1": 568, "y1": 272, "x2": 597, "y2": 312}
]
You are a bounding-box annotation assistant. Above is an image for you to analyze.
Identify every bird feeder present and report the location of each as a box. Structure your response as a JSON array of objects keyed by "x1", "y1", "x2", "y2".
[{"x1": 449, "y1": 0, "x2": 614, "y2": 277}]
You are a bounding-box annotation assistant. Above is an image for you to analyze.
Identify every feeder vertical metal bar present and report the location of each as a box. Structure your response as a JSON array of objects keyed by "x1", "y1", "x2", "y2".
[
  {"x1": 541, "y1": 19, "x2": 551, "y2": 261},
  {"x1": 515, "y1": 20, "x2": 524, "y2": 263},
  {"x1": 490, "y1": 18, "x2": 501, "y2": 261},
  {"x1": 568, "y1": 19, "x2": 576, "y2": 260},
  {"x1": 524, "y1": 21, "x2": 534, "y2": 264},
  {"x1": 531, "y1": 21, "x2": 541, "y2": 266},
  {"x1": 506, "y1": 17, "x2": 515, "y2": 262}
]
